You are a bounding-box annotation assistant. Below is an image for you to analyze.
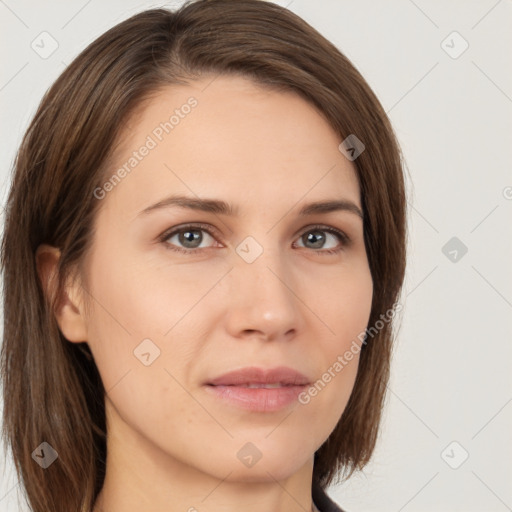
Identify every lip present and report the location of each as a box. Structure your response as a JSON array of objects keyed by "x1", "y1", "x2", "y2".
[
  {"x1": 205, "y1": 366, "x2": 310, "y2": 387},
  {"x1": 203, "y1": 366, "x2": 310, "y2": 412}
]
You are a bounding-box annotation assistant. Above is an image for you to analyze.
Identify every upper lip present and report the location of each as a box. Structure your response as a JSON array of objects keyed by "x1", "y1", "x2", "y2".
[{"x1": 206, "y1": 366, "x2": 310, "y2": 386}]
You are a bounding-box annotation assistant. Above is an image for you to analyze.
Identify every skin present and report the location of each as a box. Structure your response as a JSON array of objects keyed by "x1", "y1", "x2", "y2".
[{"x1": 36, "y1": 74, "x2": 373, "y2": 512}]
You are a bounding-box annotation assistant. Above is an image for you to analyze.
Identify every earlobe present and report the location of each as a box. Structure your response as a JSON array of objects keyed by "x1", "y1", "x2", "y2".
[{"x1": 35, "y1": 244, "x2": 88, "y2": 343}]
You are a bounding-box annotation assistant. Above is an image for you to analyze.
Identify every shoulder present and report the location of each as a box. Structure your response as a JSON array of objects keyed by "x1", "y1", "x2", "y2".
[{"x1": 312, "y1": 482, "x2": 348, "y2": 512}]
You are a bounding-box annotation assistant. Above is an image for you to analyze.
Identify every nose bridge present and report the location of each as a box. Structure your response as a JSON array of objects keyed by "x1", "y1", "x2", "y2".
[
  {"x1": 237, "y1": 235, "x2": 293, "y2": 302},
  {"x1": 226, "y1": 233, "x2": 301, "y2": 338}
]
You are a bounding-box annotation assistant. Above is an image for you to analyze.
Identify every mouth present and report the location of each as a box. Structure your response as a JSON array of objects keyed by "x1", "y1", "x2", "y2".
[{"x1": 203, "y1": 366, "x2": 311, "y2": 412}]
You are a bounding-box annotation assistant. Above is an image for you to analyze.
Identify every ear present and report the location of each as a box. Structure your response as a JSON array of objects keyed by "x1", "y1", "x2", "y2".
[{"x1": 35, "y1": 244, "x2": 88, "y2": 343}]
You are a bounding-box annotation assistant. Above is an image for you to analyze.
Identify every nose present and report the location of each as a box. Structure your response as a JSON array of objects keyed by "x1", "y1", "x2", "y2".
[{"x1": 223, "y1": 243, "x2": 304, "y2": 342}]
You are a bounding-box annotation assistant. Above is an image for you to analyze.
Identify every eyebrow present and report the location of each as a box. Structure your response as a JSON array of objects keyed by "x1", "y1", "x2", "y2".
[{"x1": 138, "y1": 194, "x2": 364, "y2": 220}]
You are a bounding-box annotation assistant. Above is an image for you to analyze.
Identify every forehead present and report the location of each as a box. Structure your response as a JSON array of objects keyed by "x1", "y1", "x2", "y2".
[{"x1": 100, "y1": 74, "x2": 361, "y2": 217}]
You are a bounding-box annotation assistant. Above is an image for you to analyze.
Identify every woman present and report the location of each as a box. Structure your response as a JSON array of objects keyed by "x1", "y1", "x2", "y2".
[{"x1": 0, "y1": 1, "x2": 407, "y2": 511}]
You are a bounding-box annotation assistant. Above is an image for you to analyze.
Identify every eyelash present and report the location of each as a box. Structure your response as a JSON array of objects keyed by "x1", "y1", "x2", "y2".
[{"x1": 158, "y1": 223, "x2": 351, "y2": 256}]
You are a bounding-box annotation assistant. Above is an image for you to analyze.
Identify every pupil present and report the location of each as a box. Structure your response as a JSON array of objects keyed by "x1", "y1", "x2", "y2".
[{"x1": 306, "y1": 231, "x2": 325, "y2": 249}]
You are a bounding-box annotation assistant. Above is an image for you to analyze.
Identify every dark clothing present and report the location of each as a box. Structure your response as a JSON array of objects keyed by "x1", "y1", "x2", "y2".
[{"x1": 312, "y1": 482, "x2": 347, "y2": 512}]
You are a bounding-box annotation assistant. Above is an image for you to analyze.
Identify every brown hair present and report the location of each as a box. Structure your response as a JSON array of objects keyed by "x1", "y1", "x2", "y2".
[{"x1": 0, "y1": 1, "x2": 407, "y2": 511}]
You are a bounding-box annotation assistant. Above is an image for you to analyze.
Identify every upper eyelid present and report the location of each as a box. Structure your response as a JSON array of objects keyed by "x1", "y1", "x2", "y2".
[{"x1": 160, "y1": 223, "x2": 220, "y2": 242}]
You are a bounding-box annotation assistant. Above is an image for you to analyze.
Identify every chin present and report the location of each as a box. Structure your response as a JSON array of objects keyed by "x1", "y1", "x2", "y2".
[
  {"x1": 222, "y1": 462, "x2": 304, "y2": 484},
  {"x1": 213, "y1": 442, "x2": 312, "y2": 484}
]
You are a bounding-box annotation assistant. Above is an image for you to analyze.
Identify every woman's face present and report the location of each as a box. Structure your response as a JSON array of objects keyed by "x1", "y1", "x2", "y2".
[{"x1": 72, "y1": 74, "x2": 373, "y2": 484}]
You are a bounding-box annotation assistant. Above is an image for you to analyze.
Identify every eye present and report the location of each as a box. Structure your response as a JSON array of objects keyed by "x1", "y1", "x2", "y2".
[
  {"x1": 294, "y1": 224, "x2": 350, "y2": 255},
  {"x1": 160, "y1": 223, "x2": 219, "y2": 254},
  {"x1": 158, "y1": 223, "x2": 350, "y2": 255}
]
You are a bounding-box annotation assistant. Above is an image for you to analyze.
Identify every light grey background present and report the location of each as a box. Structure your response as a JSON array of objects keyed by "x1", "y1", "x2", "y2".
[{"x1": 1, "y1": 1, "x2": 511, "y2": 511}]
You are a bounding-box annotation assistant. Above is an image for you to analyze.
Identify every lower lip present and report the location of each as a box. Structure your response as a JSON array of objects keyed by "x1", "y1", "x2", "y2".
[{"x1": 204, "y1": 384, "x2": 308, "y2": 412}]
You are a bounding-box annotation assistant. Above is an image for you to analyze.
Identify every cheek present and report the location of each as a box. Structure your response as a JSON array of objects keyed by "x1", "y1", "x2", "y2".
[
  {"x1": 83, "y1": 262, "x2": 210, "y2": 453},
  {"x1": 307, "y1": 263, "x2": 372, "y2": 416},
  {"x1": 85, "y1": 232, "x2": 200, "y2": 338},
  {"x1": 322, "y1": 257, "x2": 373, "y2": 346}
]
